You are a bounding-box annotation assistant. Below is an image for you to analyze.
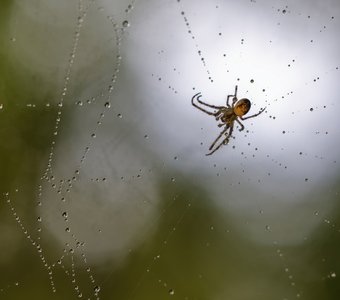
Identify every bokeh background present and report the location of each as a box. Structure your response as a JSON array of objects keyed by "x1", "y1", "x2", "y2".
[{"x1": 1, "y1": 0, "x2": 340, "y2": 299}]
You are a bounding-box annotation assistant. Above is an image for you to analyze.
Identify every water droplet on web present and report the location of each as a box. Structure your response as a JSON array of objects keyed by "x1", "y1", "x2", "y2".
[
  {"x1": 91, "y1": 133, "x2": 96, "y2": 138},
  {"x1": 330, "y1": 272, "x2": 336, "y2": 278},
  {"x1": 169, "y1": 289, "x2": 175, "y2": 295},
  {"x1": 104, "y1": 102, "x2": 111, "y2": 108},
  {"x1": 250, "y1": 79, "x2": 254, "y2": 83},
  {"x1": 94, "y1": 285, "x2": 101, "y2": 293},
  {"x1": 122, "y1": 20, "x2": 130, "y2": 28},
  {"x1": 117, "y1": 113, "x2": 122, "y2": 118}
]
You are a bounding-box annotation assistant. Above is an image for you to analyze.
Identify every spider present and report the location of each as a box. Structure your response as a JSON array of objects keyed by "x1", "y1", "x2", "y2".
[{"x1": 192, "y1": 85, "x2": 266, "y2": 156}]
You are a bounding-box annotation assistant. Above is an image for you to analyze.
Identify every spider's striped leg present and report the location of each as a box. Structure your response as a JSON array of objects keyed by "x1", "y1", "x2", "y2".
[{"x1": 206, "y1": 125, "x2": 234, "y2": 156}]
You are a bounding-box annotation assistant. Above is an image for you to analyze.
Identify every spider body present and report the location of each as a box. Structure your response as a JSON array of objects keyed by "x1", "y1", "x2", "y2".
[{"x1": 191, "y1": 85, "x2": 265, "y2": 156}]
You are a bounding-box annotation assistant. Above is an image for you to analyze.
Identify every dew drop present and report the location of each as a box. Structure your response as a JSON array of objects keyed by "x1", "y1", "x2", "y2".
[
  {"x1": 250, "y1": 79, "x2": 254, "y2": 83},
  {"x1": 169, "y1": 289, "x2": 175, "y2": 295},
  {"x1": 122, "y1": 20, "x2": 130, "y2": 28},
  {"x1": 117, "y1": 113, "x2": 122, "y2": 118},
  {"x1": 104, "y1": 102, "x2": 111, "y2": 108}
]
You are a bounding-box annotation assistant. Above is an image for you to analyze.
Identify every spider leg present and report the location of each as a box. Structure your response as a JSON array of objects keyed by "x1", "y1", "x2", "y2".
[
  {"x1": 241, "y1": 107, "x2": 266, "y2": 120},
  {"x1": 206, "y1": 125, "x2": 234, "y2": 156},
  {"x1": 191, "y1": 93, "x2": 224, "y2": 116},
  {"x1": 196, "y1": 94, "x2": 224, "y2": 109},
  {"x1": 226, "y1": 85, "x2": 238, "y2": 107},
  {"x1": 225, "y1": 124, "x2": 234, "y2": 139},
  {"x1": 226, "y1": 95, "x2": 234, "y2": 108},
  {"x1": 236, "y1": 118, "x2": 245, "y2": 131},
  {"x1": 208, "y1": 126, "x2": 229, "y2": 151},
  {"x1": 191, "y1": 93, "x2": 216, "y2": 116}
]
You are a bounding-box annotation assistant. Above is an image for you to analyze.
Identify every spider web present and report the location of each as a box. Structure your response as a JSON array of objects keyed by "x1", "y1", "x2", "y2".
[{"x1": 1, "y1": 0, "x2": 340, "y2": 299}]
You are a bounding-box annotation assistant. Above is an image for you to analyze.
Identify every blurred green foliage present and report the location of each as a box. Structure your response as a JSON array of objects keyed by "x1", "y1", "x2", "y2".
[{"x1": 0, "y1": 1, "x2": 340, "y2": 300}]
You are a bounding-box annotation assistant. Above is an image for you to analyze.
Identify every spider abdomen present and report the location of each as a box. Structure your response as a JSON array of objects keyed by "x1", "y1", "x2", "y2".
[{"x1": 234, "y1": 98, "x2": 251, "y2": 116}]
